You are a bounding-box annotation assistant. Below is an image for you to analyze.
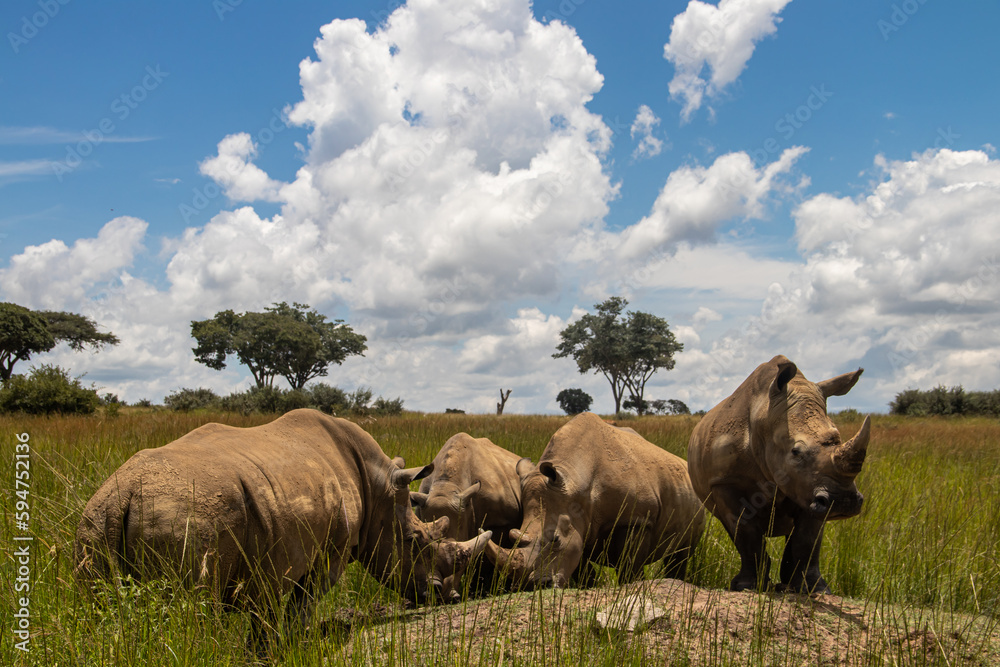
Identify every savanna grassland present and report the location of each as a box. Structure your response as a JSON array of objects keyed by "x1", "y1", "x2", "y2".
[{"x1": 2, "y1": 410, "x2": 999, "y2": 665}]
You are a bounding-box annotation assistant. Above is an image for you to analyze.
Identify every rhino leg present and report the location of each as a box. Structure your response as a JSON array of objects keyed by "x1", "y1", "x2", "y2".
[
  {"x1": 711, "y1": 485, "x2": 773, "y2": 591},
  {"x1": 284, "y1": 550, "x2": 348, "y2": 636},
  {"x1": 779, "y1": 514, "x2": 830, "y2": 594},
  {"x1": 610, "y1": 525, "x2": 655, "y2": 585},
  {"x1": 730, "y1": 520, "x2": 772, "y2": 591}
]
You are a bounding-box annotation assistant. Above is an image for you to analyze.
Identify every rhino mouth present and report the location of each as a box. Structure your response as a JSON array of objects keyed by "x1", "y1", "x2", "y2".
[
  {"x1": 527, "y1": 572, "x2": 567, "y2": 590},
  {"x1": 809, "y1": 491, "x2": 864, "y2": 519}
]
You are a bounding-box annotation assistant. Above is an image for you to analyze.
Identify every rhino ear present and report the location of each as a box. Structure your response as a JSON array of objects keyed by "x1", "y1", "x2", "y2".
[
  {"x1": 770, "y1": 360, "x2": 798, "y2": 399},
  {"x1": 410, "y1": 492, "x2": 429, "y2": 509},
  {"x1": 818, "y1": 368, "x2": 864, "y2": 399},
  {"x1": 516, "y1": 457, "x2": 535, "y2": 481},
  {"x1": 391, "y1": 456, "x2": 406, "y2": 468},
  {"x1": 539, "y1": 461, "x2": 559, "y2": 485},
  {"x1": 391, "y1": 463, "x2": 434, "y2": 489},
  {"x1": 458, "y1": 481, "x2": 481, "y2": 506}
]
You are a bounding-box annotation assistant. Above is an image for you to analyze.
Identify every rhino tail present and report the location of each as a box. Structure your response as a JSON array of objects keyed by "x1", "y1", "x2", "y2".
[{"x1": 74, "y1": 479, "x2": 136, "y2": 591}]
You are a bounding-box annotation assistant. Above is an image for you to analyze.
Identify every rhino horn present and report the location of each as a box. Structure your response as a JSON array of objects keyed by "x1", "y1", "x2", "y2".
[
  {"x1": 484, "y1": 540, "x2": 527, "y2": 572},
  {"x1": 835, "y1": 415, "x2": 871, "y2": 475},
  {"x1": 509, "y1": 528, "x2": 534, "y2": 545},
  {"x1": 484, "y1": 539, "x2": 508, "y2": 567},
  {"x1": 459, "y1": 530, "x2": 493, "y2": 558}
]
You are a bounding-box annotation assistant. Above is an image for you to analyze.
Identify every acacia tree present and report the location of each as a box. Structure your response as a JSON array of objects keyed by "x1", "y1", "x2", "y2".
[
  {"x1": 553, "y1": 297, "x2": 682, "y2": 414},
  {"x1": 0, "y1": 302, "x2": 120, "y2": 380},
  {"x1": 191, "y1": 302, "x2": 367, "y2": 389},
  {"x1": 622, "y1": 309, "x2": 683, "y2": 411}
]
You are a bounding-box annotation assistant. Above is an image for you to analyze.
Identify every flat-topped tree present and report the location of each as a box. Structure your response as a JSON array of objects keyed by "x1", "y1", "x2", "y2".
[
  {"x1": 553, "y1": 297, "x2": 682, "y2": 414},
  {"x1": 0, "y1": 303, "x2": 120, "y2": 381},
  {"x1": 191, "y1": 302, "x2": 367, "y2": 389}
]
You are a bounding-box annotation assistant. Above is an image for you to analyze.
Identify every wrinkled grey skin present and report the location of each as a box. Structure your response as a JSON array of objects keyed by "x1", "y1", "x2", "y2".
[
  {"x1": 486, "y1": 412, "x2": 705, "y2": 590},
  {"x1": 687, "y1": 355, "x2": 871, "y2": 594},
  {"x1": 74, "y1": 409, "x2": 491, "y2": 648}
]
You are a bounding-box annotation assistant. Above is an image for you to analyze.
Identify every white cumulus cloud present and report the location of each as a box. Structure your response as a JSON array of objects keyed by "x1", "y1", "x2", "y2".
[
  {"x1": 664, "y1": 0, "x2": 794, "y2": 122},
  {"x1": 630, "y1": 104, "x2": 664, "y2": 159}
]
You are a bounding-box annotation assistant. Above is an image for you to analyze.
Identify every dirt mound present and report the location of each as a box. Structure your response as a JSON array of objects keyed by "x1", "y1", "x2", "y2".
[{"x1": 331, "y1": 579, "x2": 999, "y2": 665}]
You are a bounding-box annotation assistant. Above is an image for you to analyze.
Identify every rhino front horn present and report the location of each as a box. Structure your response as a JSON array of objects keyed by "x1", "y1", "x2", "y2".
[
  {"x1": 460, "y1": 530, "x2": 493, "y2": 558},
  {"x1": 836, "y1": 415, "x2": 871, "y2": 475}
]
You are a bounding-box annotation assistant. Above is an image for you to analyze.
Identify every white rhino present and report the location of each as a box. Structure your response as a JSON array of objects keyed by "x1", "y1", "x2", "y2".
[
  {"x1": 410, "y1": 432, "x2": 524, "y2": 594},
  {"x1": 486, "y1": 412, "x2": 705, "y2": 589},
  {"x1": 74, "y1": 409, "x2": 490, "y2": 647},
  {"x1": 687, "y1": 355, "x2": 871, "y2": 594},
  {"x1": 410, "y1": 432, "x2": 523, "y2": 544}
]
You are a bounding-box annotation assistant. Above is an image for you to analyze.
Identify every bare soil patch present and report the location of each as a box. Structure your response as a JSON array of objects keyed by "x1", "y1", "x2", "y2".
[{"x1": 329, "y1": 579, "x2": 999, "y2": 665}]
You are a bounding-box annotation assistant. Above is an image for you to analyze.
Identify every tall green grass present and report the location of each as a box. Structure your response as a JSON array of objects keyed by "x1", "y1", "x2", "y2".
[{"x1": 2, "y1": 410, "x2": 998, "y2": 664}]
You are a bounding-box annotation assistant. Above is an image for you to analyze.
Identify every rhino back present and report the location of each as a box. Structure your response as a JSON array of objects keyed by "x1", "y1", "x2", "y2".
[
  {"x1": 543, "y1": 413, "x2": 702, "y2": 548},
  {"x1": 75, "y1": 409, "x2": 367, "y2": 603}
]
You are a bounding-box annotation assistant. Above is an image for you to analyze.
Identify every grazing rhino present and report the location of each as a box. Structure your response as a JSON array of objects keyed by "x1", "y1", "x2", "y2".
[
  {"x1": 74, "y1": 409, "x2": 491, "y2": 647},
  {"x1": 410, "y1": 432, "x2": 523, "y2": 543},
  {"x1": 486, "y1": 412, "x2": 705, "y2": 589},
  {"x1": 687, "y1": 355, "x2": 871, "y2": 594},
  {"x1": 410, "y1": 433, "x2": 523, "y2": 593}
]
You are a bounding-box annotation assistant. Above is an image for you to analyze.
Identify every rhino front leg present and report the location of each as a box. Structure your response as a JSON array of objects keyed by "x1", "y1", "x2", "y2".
[
  {"x1": 779, "y1": 514, "x2": 830, "y2": 594},
  {"x1": 731, "y1": 519, "x2": 772, "y2": 591},
  {"x1": 711, "y1": 485, "x2": 772, "y2": 591}
]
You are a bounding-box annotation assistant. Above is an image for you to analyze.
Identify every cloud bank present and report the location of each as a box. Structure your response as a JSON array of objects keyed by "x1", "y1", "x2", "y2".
[{"x1": 3, "y1": 0, "x2": 999, "y2": 415}]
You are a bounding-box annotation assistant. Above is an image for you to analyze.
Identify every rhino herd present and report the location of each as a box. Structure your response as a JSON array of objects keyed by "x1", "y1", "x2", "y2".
[{"x1": 74, "y1": 355, "x2": 870, "y2": 649}]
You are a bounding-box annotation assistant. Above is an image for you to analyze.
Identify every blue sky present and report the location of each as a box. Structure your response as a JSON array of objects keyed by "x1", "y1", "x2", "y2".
[{"x1": 2, "y1": 0, "x2": 999, "y2": 414}]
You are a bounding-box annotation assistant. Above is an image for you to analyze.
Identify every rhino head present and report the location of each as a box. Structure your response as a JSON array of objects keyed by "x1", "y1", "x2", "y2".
[
  {"x1": 484, "y1": 457, "x2": 585, "y2": 590},
  {"x1": 409, "y1": 480, "x2": 482, "y2": 540},
  {"x1": 763, "y1": 359, "x2": 871, "y2": 520},
  {"x1": 388, "y1": 460, "x2": 492, "y2": 604}
]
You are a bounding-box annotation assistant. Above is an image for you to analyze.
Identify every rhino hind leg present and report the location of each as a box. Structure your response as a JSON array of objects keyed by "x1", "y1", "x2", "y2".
[{"x1": 779, "y1": 518, "x2": 830, "y2": 595}]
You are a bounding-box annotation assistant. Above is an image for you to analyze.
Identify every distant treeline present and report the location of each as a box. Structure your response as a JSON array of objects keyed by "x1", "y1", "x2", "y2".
[
  {"x1": 890, "y1": 385, "x2": 1000, "y2": 417},
  {"x1": 163, "y1": 384, "x2": 404, "y2": 417}
]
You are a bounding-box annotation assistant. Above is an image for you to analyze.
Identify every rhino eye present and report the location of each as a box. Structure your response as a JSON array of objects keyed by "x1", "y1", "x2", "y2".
[{"x1": 791, "y1": 445, "x2": 803, "y2": 457}]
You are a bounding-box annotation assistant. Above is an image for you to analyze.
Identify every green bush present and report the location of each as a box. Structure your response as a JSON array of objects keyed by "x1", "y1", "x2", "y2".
[
  {"x1": 349, "y1": 386, "x2": 374, "y2": 414},
  {"x1": 166, "y1": 383, "x2": 404, "y2": 416},
  {"x1": 373, "y1": 396, "x2": 405, "y2": 416},
  {"x1": 890, "y1": 385, "x2": 1000, "y2": 417},
  {"x1": 164, "y1": 387, "x2": 221, "y2": 412},
  {"x1": 0, "y1": 364, "x2": 100, "y2": 414},
  {"x1": 556, "y1": 388, "x2": 592, "y2": 415},
  {"x1": 307, "y1": 383, "x2": 350, "y2": 415}
]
